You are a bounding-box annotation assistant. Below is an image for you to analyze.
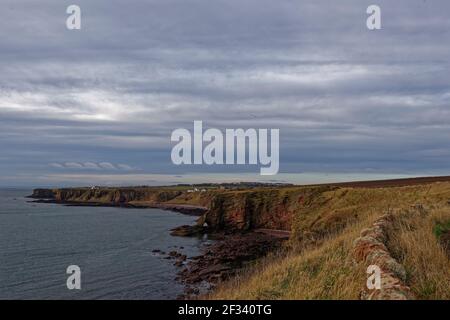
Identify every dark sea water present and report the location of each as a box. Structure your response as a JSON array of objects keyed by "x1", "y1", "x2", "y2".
[{"x1": 0, "y1": 189, "x2": 208, "y2": 300}]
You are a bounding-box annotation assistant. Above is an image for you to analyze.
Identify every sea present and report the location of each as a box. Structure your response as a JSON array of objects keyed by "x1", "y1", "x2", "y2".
[{"x1": 0, "y1": 189, "x2": 209, "y2": 299}]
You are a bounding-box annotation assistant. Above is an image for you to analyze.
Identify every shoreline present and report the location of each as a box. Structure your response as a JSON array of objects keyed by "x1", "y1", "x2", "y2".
[
  {"x1": 28, "y1": 195, "x2": 286, "y2": 299},
  {"x1": 175, "y1": 231, "x2": 288, "y2": 299},
  {"x1": 29, "y1": 198, "x2": 208, "y2": 216}
]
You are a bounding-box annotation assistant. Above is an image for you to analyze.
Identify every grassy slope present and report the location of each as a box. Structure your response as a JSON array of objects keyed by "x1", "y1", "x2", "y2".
[{"x1": 209, "y1": 182, "x2": 450, "y2": 300}]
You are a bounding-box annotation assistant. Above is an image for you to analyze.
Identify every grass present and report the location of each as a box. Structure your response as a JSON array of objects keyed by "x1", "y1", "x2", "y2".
[
  {"x1": 208, "y1": 224, "x2": 367, "y2": 299},
  {"x1": 388, "y1": 208, "x2": 450, "y2": 299},
  {"x1": 434, "y1": 220, "x2": 450, "y2": 239},
  {"x1": 208, "y1": 182, "x2": 450, "y2": 300}
]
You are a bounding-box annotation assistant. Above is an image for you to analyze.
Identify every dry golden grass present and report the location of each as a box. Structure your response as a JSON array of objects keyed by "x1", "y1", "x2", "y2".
[
  {"x1": 209, "y1": 182, "x2": 450, "y2": 300},
  {"x1": 388, "y1": 208, "x2": 450, "y2": 300},
  {"x1": 209, "y1": 228, "x2": 367, "y2": 300}
]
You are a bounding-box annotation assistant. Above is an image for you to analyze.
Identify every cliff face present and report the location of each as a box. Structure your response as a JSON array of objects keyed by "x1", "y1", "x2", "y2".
[
  {"x1": 31, "y1": 184, "x2": 374, "y2": 235},
  {"x1": 30, "y1": 187, "x2": 213, "y2": 214},
  {"x1": 202, "y1": 190, "x2": 291, "y2": 231},
  {"x1": 200, "y1": 186, "x2": 336, "y2": 232},
  {"x1": 52, "y1": 188, "x2": 184, "y2": 205},
  {"x1": 30, "y1": 188, "x2": 56, "y2": 199},
  {"x1": 30, "y1": 186, "x2": 337, "y2": 232}
]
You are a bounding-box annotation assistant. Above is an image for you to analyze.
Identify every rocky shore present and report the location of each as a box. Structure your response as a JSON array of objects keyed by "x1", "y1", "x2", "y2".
[{"x1": 165, "y1": 231, "x2": 287, "y2": 299}]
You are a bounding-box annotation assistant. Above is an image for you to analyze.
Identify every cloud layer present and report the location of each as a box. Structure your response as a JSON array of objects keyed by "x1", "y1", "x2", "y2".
[
  {"x1": 1, "y1": 0, "x2": 450, "y2": 186},
  {"x1": 49, "y1": 162, "x2": 135, "y2": 171}
]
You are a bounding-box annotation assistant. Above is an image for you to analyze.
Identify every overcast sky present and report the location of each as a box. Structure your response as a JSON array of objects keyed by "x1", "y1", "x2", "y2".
[{"x1": 1, "y1": 0, "x2": 450, "y2": 187}]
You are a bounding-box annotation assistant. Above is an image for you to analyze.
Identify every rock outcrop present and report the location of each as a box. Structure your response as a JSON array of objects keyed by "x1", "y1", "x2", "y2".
[
  {"x1": 177, "y1": 232, "x2": 286, "y2": 298},
  {"x1": 200, "y1": 189, "x2": 297, "y2": 232},
  {"x1": 53, "y1": 188, "x2": 183, "y2": 204},
  {"x1": 29, "y1": 188, "x2": 56, "y2": 199}
]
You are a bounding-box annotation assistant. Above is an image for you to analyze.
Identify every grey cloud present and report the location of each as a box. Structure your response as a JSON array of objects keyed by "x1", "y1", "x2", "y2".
[
  {"x1": 116, "y1": 164, "x2": 134, "y2": 171},
  {"x1": 83, "y1": 162, "x2": 101, "y2": 169},
  {"x1": 64, "y1": 162, "x2": 85, "y2": 169},
  {"x1": 98, "y1": 162, "x2": 116, "y2": 170},
  {"x1": 49, "y1": 162, "x2": 64, "y2": 169},
  {"x1": 1, "y1": 0, "x2": 450, "y2": 186},
  {"x1": 48, "y1": 162, "x2": 136, "y2": 171}
]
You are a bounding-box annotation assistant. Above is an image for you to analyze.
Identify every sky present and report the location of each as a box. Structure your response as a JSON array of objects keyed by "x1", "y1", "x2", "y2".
[{"x1": 1, "y1": 0, "x2": 450, "y2": 187}]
